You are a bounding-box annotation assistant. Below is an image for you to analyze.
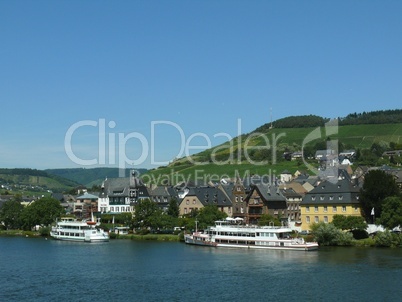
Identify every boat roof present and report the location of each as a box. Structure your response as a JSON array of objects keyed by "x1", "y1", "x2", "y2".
[{"x1": 213, "y1": 221, "x2": 292, "y2": 232}]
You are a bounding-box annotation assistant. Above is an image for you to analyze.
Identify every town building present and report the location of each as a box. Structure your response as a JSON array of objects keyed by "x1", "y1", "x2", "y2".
[
  {"x1": 244, "y1": 183, "x2": 287, "y2": 225},
  {"x1": 98, "y1": 171, "x2": 150, "y2": 214},
  {"x1": 178, "y1": 186, "x2": 232, "y2": 217},
  {"x1": 300, "y1": 173, "x2": 361, "y2": 231}
]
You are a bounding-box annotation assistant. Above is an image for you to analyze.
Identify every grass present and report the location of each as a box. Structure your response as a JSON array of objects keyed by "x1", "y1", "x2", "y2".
[
  {"x1": 143, "y1": 160, "x2": 313, "y2": 184},
  {"x1": 0, "y1": 230, "x2": 41, "y2": 237},
  {"x1": 110, "y1": 233, "x2": 181, "y2": 241},
  {"x1": 142, "y1": 123, "x2": 402, "y2": 184}
]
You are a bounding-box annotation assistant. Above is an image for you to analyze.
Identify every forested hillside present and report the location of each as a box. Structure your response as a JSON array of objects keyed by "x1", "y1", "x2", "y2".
[
  {"x1": 339, "y1": 109, "x2": 402, "y2": 125},
  {"x1": 46, "y1": 167, "x2": 148, "y2": 187},
  {"x1": 253, "y1": 109, "x2": 402, "y2": 132},
  {"x1": 0, "y1": 168, "x2": 79, "y2": 192}
]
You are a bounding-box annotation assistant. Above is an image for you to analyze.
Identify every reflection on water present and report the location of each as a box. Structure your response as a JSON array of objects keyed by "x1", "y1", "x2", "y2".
[{"x1": 1, "y1": 238, "x2": 401, "y2": 301}]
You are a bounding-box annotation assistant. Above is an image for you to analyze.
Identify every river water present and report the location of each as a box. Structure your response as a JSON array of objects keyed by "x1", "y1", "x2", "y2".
[{"x1": 0, "y1": 237, "x2": 401, "y2": 301}]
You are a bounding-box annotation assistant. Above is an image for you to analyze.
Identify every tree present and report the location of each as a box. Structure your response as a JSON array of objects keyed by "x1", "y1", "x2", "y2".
[
  {"x1": 332, "y1": 215, "x2": 367, "y2": 231},
  {"x1": 258, "y1": 214, "x2": 281, "y2": 226},
  {"x1": 377, "y1": 196, "x2": 402, "y2": 230},
  {"x1": 167, "y1": 198, "x2": 179, "y2": 218},
  {"x1": 359, "y1": 170, "x2": 400, "y2": 221},
  {"x1": 197, "y1": 205, "x2": 226, "y2": 229},
  {"x1": 133, "y1": 198, "x2": 161, "y2": 229},
  {"x1": 151, "y1": 213, "x2": 177, "y2": 230},
  {"x1": 0, "y1": 200, "x2": 24, "y2": 229},
  {"x1": 20, "y1": 197, "x2": 64, "y2": 230},
  {"x1": 310, "y1": 222, "x2": 353, "y2": 246}
]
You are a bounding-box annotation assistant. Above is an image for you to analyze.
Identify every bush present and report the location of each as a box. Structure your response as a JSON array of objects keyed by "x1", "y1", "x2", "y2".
[
  {"x1": 353, "y1": 237, "x2": 375, "y2": 247},
  {"x1": 39, "y1": 226, "x2": 51, "y2": 237},
  {"x1": 351, "y1": 229, "x2": 369, "y2": 240},
  {"x1": 311, "y1": 222, "x2": 340, "y2": 246},
  {"x1": 375, "y1": 231, "x2": 393, "y2": 247},
  {"x1": 136, "y1": 229, "x2": 150, "y2": 235},
  {"x1": 334, "y1": 231, "x2": 353, "y2": 246},
  {"x1": 310, "y1": 222, "x2": 355, "y2": 246}
]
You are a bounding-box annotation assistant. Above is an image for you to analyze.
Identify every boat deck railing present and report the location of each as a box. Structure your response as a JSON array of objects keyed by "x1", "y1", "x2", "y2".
[{"x1": 214, "y1": 221, "x2": 290, "y2": 230}]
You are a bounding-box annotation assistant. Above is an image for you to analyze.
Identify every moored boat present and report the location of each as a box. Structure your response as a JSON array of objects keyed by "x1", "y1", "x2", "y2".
[
  {"x1": 184, "y1": 220, "x2": 318, "y2": 251},
  {"x1": 50, "y1": 217, "x2": 109, "y2": 243}
]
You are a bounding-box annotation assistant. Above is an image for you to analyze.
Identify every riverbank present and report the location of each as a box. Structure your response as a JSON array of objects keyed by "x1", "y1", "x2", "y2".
[
  {"x1": 0, "y1": 230, "x2": 41, "y2": 237},
  {"x1": 0, "y1": 229, "x2": 182, "y2": 242},
  {"x1": 2, "y1": 229, "x2": 401, "y2": 247},
  {"x1": 111, "y1": 233, "x2": 182, "y2": 242}
]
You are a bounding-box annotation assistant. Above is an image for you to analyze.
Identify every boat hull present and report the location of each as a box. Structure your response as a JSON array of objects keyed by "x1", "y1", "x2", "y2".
[
  {"x1": 50, "y1": 234, "x2": 109, "y2": 243},
  {"x1": 185, "y1": 236, "x2": 318, "y2": 251}
]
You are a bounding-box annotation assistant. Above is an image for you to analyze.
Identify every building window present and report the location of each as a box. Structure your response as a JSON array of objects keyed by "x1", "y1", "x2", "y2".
[
  {"x1": 324, "y1": 206, "x2": 328, "y2": 212},
  {"x1": 315, "y1": 216, "x2": 319, "y2": 223},
  {"x1": 324, "y1": 216, "x2": 328, "y2": 223},
  {"x1": 235, "y1": 196, "x2": 238, "y2": 202},
  {"x1": 186, "y1": 200, "x2": 189, "y2": 205},
  {"x1": 110, "y1": 207, "x2": 114, "y2": 212},
  {"x1": 193, "y1": 199, "x2": 196, "y2": 204},
  {"x1": 306, "y1": 216, "x2": 310, "y2": 223},
  {"x1": 306, "y1": 206, "x2": 310, "y2": 213},
  {"x1": 184, "y1": 208, "x2": 187, "y2": 214},
  {"x1": 342, "y1": 206, "x2": 346, "y2": 212},
  {"x1": 329, "y1": 196, "x2": 334, "y2": 200},
  {"x1": 312, "y1": 196, "x2": 316, "y2": 201},
  {"x1": 333, "y1": 206, "x2": 337, "y2": 212},
  {"x1": 240, "y1": 196, "x2": 244, "y2": 202},
  {"x1": 237, "y1": 187, "x2": 241, "y2": 192},
  {"x1": 314, "y1": 206, "x2": 318, "y2": 212},
  {"x1": 354, "y1": 206, "x2": 358, "y2": 212}
]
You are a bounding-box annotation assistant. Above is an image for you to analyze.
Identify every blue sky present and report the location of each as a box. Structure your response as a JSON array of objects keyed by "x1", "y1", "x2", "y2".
[{"x1": 1, "y1": 0, "x2": 401, "y2": 170}]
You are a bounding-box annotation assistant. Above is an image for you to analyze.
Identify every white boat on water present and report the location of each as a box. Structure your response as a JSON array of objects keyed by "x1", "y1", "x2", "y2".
[
  {"x1": 184, "y1": 220, "x2": 318, "y2": 251},
  {"x1": 50, "y1": 217, "x2": 109, "y2": 243}
]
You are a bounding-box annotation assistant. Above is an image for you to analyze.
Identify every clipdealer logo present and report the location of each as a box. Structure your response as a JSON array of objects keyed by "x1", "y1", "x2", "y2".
[{"x1": 64, "y1": 118, "x2": 339, "y2": 179}]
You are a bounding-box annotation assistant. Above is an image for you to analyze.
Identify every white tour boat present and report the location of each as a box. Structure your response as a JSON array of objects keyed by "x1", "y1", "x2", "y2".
[
  {"x1": 184, "y1": 219, "x2": 318, "y2": 251},
  {"x1": 50, "y1": 217, "x2": 109, "y2": 243}
]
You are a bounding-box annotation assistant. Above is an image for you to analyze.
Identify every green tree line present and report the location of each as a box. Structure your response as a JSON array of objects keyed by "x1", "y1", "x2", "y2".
[{"x1": 0, "y1": 195, "x2": 64, "y2": 231}]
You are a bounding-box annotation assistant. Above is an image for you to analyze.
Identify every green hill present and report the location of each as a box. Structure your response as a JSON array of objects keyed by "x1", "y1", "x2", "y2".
[
  {"x1": 46, "y1": 167, "x2": 148, "y2": 187},
  {"x1": 143, "y1": 121, "x2": 402, "y2": 185},
  {"x1": 0, "y1": 168, "x2": 79, "y2": 192}
]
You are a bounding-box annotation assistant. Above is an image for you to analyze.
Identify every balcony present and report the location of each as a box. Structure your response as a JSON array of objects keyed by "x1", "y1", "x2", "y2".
[{"x1": 249, "y1": 199, "x2": 263, "y2": 207}]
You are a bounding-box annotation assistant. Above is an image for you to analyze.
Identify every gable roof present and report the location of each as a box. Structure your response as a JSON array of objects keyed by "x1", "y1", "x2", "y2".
[
  {"x1": 301, "y1": 178, "x2": 360, "y2": 205},
  {"x1": 245, "y1": 183, "x2": 287, "y2": 210},
  {"x1": 100, "y1": 176, "x2": 149, "y2": 198},
  {"x1": 192, "y1": 186, "x2": 232, "y2": 207},
  {"x1": 150, "y1": 186, "x2": 170, "y2": 197}
]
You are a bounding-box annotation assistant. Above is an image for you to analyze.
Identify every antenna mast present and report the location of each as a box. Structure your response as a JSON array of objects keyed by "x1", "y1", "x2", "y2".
[{"x1": 269, "y1": 107, "x2": 273, "y2": 129}]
